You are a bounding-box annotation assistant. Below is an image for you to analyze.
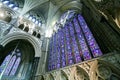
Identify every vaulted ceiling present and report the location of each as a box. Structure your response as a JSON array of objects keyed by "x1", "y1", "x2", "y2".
[
  {"x1": 0, "y1": 0, "x2": 83, "y2": 36},
  {"x1": 12, "y1": 0, "x2": 82, "y2": 34}
]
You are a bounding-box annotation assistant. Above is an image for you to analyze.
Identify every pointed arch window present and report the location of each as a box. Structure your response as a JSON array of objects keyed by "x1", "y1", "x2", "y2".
[
  {"x1": 0, "y1": 49, "x2": 21, "y2": 76},
  {"x1": 4, "y1": 55, "x2": 16, "y2": 75},
  {"x1": 48, "y1": 14, "x2": 103, "y2": 71},
  {"x1": 0, "y1": 54, "x2": 11, "y2": 74},
  {"x1": 78, "y1": 14, "x2": 102, "y2": 57},
  {"x1": 10, "y1": 57, "x2": 21, "y2": 76}
]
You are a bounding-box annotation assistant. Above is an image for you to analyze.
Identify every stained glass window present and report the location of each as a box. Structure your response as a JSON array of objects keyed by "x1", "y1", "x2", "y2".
[
  {"x1": 4, "y1": 55, "x2": 16, "y2": 75},
  {"x1": 73, "y1": 18, "x2": 92, "y2": 60},
  {"x1": 56, "y1": 32, "x2": 61, "y2": 69},
  {"x1": 51, "y1": 34, "x2": 55, "y2": 70},
  {"x1": 65, "y1": 25, "x2": 74, "y2": 65},
  {"x1": 0, "y1": 49, "x2": 21, "y2": 76},
  {"x1": 48, "y1": 36, "x2": 53, "y2": 70},
  {"x1": 68, "y1": 22, "x2": 82, "y2": 63},
  {"x1": 60, "y1": 29, "x2": 66, "y2": 67},
  {"x1": 77, "y1": 14, "x2": 103, "y2": 57},
  {"x1": 48, "y1": 14, "x2": 103, "y2": 71},
  {"x1": 10, "y1": 57, "x2": 21, "y2": 76},
  {"x1": 0, "y1": 54, "x2": 11, "y2": 74}
]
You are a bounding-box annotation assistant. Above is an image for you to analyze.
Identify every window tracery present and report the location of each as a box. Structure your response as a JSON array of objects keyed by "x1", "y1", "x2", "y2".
[
  {"x1": 48, "y1": 14, "x2": 103, "y2": 71},
  {"x1": 0, "y1": 49, "x2": 21, "y2": 76}
]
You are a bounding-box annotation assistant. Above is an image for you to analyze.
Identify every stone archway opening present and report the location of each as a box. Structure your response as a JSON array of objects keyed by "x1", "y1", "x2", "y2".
[{"x1": 0, "y1": 39, "x2": 35, "y2": 80}]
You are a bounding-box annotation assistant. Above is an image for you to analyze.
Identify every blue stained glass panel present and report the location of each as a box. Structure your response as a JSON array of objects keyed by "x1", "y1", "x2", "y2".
[
  {"x1": 65, "y1": 25, "x2": 74, "y2": 65},
  {"x1": 0, "y1": 55, "x2": 11, "y2": 74},
  {"x1": 61, "y1": 39, "x2": 66, "y2": 67},
  {"x1": 68, "y1": 22, "x2": 82, "y2": 63},
  {"x1": 48, "y1": 14, "x2": 103, "y2": 71},
  {"x1": 73, "y1": 18, "x2": 92, "y2": 60},
  {"x1": 78, "y1": 14, "x2": 103, "y2": 57},
  {"x1": 68, "y1": 11, "x2": 75, "y2": 19},
  {"x1": 56, "y1": 33, "x2": 61, "y2": 69},
  {"x1": 4, "y1": 55, "x2": 16, "y2": 75},
  {"x1": 10, "y1": 57, "x2": 21, "y2": 76}
]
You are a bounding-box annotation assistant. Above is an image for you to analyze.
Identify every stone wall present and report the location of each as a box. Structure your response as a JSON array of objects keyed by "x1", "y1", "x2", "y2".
[{"x1": 34, "y1": 51, "x2": 120, "y2": 80}]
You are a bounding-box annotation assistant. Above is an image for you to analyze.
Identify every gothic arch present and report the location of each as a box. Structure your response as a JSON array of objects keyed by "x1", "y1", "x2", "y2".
[
  {"x1": 24, "y1": 27, "x2": 29, "y2": 32},
  {"x1": 32, "y1": 31, "x2": 37, "y2": 36},
  {"x1": 37, "y1": 33, "x2": 41, "y2": 38},
  {"x1": 40, "y1": 75, "x2": 44, "y2": 80},
  {"x1": 61, "y1": 70, "x2": 68, "y2": 80},
  {"x1": 47, "y1": 0, "x2": 82, "y2": 27},
  {"x1": 110, "y1": 74, "x2": 120, "y2": 80},
  {"x1": 0, "y1": 39, "x2": 35, "y2": 79},
  {"x1": 89, "y1": 60, "x2": 120, "y2": 80},
  {"x1": 18, "y1": 24, "x2": 24, "y2": 30},
  {"x1": 49, "y1": 74, "x2": 54, "y2": 80},
  {"x1": 1, "y1": 32, "x2": 42, "y2": 57},
  {"x1": 75, "y1": 66, "x2": 90, "y2": 80},
  {"x1": 53, "y1": 1, "x2": 82, "y2": 18},
  {"x1": 115, "y1": 7, "x2": 120, "y2": 27}
]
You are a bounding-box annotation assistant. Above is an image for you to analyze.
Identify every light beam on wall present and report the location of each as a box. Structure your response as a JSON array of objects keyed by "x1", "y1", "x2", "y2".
[
  {"x1": 45, "y1": 29, "x2": 53, "y2": 38},
  {"x1": 0, "y1": 12, "x2": 4, "y2": 17}
]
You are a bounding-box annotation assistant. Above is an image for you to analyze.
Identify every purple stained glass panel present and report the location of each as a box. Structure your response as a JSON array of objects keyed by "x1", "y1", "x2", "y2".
[
  {"x1": 57, "y1": 63, "x2": 60, "y2": 68},
  {"x1": 0, "y1": 55, "x2": 11, "y2": 74},
  {"x1": 73, "y1": 17, "x2": 92, "y2": 60},
  {"x1": 48, "y1": 14, "x2": 103, "y2": 71},
  {"x1": 78, "y1": 14, "x2": 103, "y2": 57},
  {"x1": 68, "y1": 59, "x2": 74, "y2": 64},
  {"x1": 68, "y1": 22, "x2": 82, "y2": 63},
  {"x1": 1, "y1": 55, "x2": 11, "y2": 66},
  {"x1": 10, "y1": 57, "x2": 21, "y2": 76},
  {"x1": 60, "y1": 30, "x2": 67, "y2": 67},
  {"x1": 4, "y1": 55, "x2": 16, "y2": 75},
  {"x1": 56, "y1": 33, "x2": 61, "y2": 69},
  {"x1": 65, "y1": 26, "x2": 75, "y2": 65}
]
